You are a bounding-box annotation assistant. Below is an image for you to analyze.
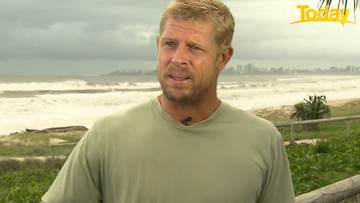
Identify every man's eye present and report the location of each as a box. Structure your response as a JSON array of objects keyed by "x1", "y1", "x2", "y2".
[
  {"x1": 190, "y1": 45, "x2": 200, "y2": 50},
  {"x1": 165, "y1": 42, "x2": 174, "y2": 46}
]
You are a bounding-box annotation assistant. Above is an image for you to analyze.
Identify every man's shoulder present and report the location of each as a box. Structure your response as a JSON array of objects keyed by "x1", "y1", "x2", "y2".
[
  {"x1": 223, "y1": 104, "x2": 282, "y2": 145},
  {"x1": 225, "y1": 104, "x2": 275, "y2": 129},
  {"x1": 110, "y1": 99, "x2": 153, "y2": 118},
  {"x1": 93, "y1": 99, "x2": 155, "y2": 130}
]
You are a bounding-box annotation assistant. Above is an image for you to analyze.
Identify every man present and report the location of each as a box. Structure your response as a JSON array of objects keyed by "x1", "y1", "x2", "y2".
[{"x1": 41, "y1": 0, "x2": 296, "y2": 202}]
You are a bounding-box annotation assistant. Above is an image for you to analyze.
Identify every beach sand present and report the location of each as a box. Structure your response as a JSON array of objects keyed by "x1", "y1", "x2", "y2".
[{"x1": 252, "y1": 98, "x2": 360, "y2": 118}]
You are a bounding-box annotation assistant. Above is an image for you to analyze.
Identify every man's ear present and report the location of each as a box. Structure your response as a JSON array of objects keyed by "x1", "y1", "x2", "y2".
[
  {"x1": 156, "y1": 34, "x2": 160, "y2": 52},
  {"x1": 217, "y1": 46, "x2": 234, "y2": 71}
]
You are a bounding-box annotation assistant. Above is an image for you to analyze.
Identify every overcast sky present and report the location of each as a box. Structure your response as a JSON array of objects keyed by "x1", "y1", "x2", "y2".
[{"x1": 0, "y1": 0, "x2": 359, "y2": 76}]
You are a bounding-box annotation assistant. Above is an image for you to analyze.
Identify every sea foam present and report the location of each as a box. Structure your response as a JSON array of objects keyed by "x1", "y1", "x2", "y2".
[{"x1": 0, "y1": 75, "x2": 359, "y2": 136}]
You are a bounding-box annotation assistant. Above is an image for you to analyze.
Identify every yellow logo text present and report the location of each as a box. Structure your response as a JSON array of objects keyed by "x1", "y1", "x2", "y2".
[{"x1": 290, "y1": 5, "x2": 356, "y2": 25}]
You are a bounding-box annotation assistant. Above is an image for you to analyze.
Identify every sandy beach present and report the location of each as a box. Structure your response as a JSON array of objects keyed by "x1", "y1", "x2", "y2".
[{"x1": 252, "y1": 97, "x2": 360, "y2": 118}]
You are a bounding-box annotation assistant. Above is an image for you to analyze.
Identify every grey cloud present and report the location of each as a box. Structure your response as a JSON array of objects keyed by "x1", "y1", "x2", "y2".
[
  {"x1": 0, "y1": 0, "x2": 167, "y2": 61},
  {"x1": 0, "y1": 23, "x2": 159, "y2": 60},
  {"x1": 0, "y1": 0, "x2": 359, "y2": 73}
]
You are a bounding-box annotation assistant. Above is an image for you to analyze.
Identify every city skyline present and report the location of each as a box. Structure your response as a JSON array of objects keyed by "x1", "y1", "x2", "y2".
[{"x1": 102, "y1": 63, "x2": 360, "y2": 77}]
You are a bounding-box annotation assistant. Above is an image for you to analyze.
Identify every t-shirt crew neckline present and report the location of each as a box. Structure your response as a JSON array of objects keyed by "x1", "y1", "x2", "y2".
[{"x1": 151, "y1": 97, "x2": 229, "y2": 129}]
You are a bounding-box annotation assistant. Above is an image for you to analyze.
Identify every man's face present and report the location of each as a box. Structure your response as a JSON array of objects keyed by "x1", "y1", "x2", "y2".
[{"x1": 157, "y1": 19, "x2": 226, "y2": 105}]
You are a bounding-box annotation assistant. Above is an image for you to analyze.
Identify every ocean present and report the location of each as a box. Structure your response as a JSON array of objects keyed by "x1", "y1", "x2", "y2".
[{"x1": 1, "y1": 74, "x2": 359, "y2": 136}]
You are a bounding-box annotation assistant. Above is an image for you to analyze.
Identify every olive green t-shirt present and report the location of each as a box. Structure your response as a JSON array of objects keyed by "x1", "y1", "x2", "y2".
[{"x1": 42, "y1": 97, "x2": 295, "y2": 203}]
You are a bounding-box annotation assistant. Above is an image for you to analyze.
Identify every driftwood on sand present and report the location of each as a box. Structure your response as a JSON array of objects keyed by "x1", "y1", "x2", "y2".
[{"x1": 25, "y1": 126, "x2": 88, "y2": 133}]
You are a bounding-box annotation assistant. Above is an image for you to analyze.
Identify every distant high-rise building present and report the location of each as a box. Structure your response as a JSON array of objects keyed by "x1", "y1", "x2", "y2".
[
  {"x1": 329, "y1": 66, "x2": 338, "y2": 72},
  {"x1": 346, "y1": 66, "x2": 354, "y2": 73},
  {"x1": 244, "y1": 64, "x2": 250, "y2": 73},
  {"x1": 249, "y1": 63, "x2": 254, "y2": 70},
  {"x1": 236, "y1": 65, "x2": 243, "y2": 73}
]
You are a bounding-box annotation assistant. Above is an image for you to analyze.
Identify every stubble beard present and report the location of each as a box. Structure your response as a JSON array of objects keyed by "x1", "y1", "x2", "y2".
[
  {"x1": 162, "y1": 82, "x2": 212, "y2": 106},
  {"x1": 158, "y1": 68, "x2": 213, "y2": 106}
]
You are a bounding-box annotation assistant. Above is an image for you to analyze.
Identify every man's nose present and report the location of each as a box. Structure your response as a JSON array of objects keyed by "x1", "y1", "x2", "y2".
[{"x1": 171, "y1": 45, "x2": 188, "y2": 66}]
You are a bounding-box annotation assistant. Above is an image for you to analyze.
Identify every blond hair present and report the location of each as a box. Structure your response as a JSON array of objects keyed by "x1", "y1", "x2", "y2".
[{"x1": 159, "y1": 0, "x2": 235, "y2": 49}]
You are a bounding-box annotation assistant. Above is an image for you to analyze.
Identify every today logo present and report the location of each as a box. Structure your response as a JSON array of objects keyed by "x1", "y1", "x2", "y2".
[{"x1": 290, "y1": 5, "x2": 356, "y2": 25}]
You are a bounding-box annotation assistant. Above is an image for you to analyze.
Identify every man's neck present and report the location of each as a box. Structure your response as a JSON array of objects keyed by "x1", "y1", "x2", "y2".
[{"x1": 158, "y1": 94, "x2": 221, "y2": 125}]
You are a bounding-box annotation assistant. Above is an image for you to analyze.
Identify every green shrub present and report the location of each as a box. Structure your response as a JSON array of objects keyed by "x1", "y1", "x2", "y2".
[
  {"x1": 290, "y1": 95, "x2": 331, "y2": 131},
  {"x1": 0, "y1": 168, "x2": 59, "y2": 203},
  {"x1": 313, "y1": 140, "x2": 331, "y2": 154},
  {"x1": 287, "y1": 134, "x2": 360, "y2": 196}
]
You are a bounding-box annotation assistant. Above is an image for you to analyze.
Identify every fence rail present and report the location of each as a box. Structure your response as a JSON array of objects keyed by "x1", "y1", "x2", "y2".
[
  {"x1": 50, "y1": 142, "x2": 77, "y2": 160},
  {"x1": 295, "y1": 175, "x2": 360, "y2": 203},
  {"x1": 274, "y1": 115, "x2": 360, "y2": 142},
  {"x1": 275, "y1": 115, "x2": 360, "y2": 202}
]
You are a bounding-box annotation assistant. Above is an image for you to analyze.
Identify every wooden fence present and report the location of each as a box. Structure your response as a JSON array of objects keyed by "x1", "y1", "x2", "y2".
[
  {"x1": 295, "y1": 175, "x2": 360, "y2": 203},
  {"x1": 275, "y1": 115, "x2": 360, "y2": 143},
  {"x1": 50, "y1": 142, "x2": 77, "y2": 160},
  {"x1": 275, "y1": 115, "x2": 360, "y2": 202}
]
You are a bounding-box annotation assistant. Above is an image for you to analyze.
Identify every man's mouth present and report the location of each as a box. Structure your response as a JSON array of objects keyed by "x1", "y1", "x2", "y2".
[
  {"x1": 169, "y1": 74, "x2": 191, "y2": 81},
  {"x1": 170, "y1": 76, "x2": 190, "y2": 81}
]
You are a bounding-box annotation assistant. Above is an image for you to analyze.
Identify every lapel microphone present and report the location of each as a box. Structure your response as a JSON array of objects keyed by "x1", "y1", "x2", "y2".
[{"x1": 181, "y1": 117, "x2": 192, "y2": 126}]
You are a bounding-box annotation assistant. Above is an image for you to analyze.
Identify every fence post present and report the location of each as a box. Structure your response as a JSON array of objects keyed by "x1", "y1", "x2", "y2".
[
  {"x1": 347, "y1": 121, "x2": 351, "y2": 136},
  {"x1": 291, "y1": 123, "x2": 295, "y2": 143},
  {"x1": 51, "y1": 144, "x2": 54, "y2": 161}
]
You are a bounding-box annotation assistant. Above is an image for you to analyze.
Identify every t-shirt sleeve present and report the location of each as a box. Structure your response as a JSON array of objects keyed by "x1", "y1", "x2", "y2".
[
  {"x1": 41, "y1": 122, "x2": 103, "y2": 203},
  {"x1": 257, "y1": 134, "x2": 296, "y2": 203}
]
